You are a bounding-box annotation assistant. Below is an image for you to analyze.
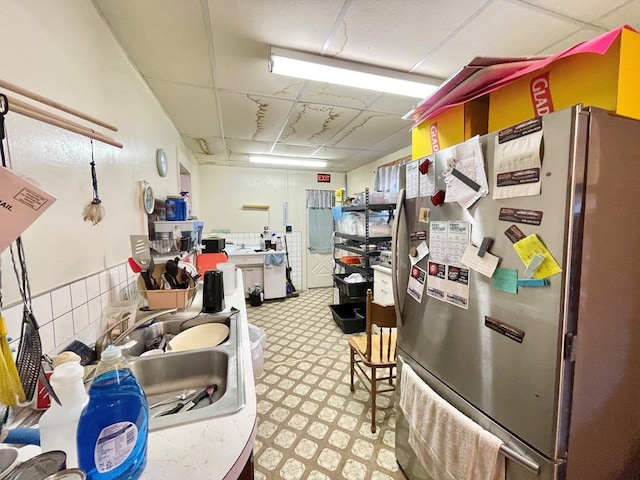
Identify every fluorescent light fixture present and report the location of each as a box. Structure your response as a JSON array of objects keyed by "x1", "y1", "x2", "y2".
[
  {"x1": 270, "y1": 47, "x2": 440, "y2": 99},
  {"x1": 250, "y1": 156, "x2": 327, "y2": 168}
]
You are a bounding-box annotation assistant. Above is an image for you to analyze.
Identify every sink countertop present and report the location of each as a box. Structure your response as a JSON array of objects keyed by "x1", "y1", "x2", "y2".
[
  {"x1": 226, "y1": 249, "x2": 285, "y2": 256},
  {"x1": 141, "y1": 269, "x2": 257, "y2": 479}
]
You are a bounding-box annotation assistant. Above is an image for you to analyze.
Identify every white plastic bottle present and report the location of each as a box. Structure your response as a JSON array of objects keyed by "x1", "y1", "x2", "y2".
[{"x1": 39, "y1": 360, "x2": 89, "y2": 468}]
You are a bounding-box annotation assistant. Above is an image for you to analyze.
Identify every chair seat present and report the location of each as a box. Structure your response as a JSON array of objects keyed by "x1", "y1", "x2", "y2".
[{"x1": 349, "y1": 333, "x2": 397, "y2": 367}]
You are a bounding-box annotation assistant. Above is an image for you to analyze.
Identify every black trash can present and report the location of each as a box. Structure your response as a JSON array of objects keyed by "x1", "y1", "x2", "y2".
[{"x1": 249, "y1": 292, "x2": 263, "y2": 306}]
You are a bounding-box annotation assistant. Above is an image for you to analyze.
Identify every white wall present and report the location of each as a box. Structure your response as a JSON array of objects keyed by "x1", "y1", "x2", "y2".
[
  {"x1": 198, "y1": 165, "x2": 345, "y2": 235},
  {"x1": 0, "y1": 1, "x2": 199, "y2": 352},
  {"x1": 346, "y1": 146, "x2": 411, "y2": 197}
]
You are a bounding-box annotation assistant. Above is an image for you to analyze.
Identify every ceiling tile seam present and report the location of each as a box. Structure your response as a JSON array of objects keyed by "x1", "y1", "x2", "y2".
[
  {"x1": 514, "y1": 0, "x2": 616, "y2": 30},
  {"x1": 143, "y1": 76, "x2": 215, "y2": 91},
  {"x1": 202, "y1": 0, "x2": 228, "y2": 161},
  {"x1": 321, "y1": 0, "x2": 353, "y2": 55},
  {"x1": 407, "y1": 0, "x2": 499, "y2": 74}
]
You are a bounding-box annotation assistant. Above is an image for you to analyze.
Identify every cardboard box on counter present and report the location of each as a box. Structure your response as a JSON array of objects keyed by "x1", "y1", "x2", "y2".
[
  {"x1": 489, "y1": 27, "x2": 640, "y2": 131},
  {"x1": 412, "y1": 97, "x2": 488, "y2": 158}
]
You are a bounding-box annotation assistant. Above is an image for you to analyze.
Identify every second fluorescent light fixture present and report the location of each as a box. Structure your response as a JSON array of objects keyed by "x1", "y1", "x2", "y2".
[
  {"x1": 250, "y1": 156, "x2": 327, "y2": 168},
  {"x1": 270, "y1": 47, "x2": 439, "y2": 99}
]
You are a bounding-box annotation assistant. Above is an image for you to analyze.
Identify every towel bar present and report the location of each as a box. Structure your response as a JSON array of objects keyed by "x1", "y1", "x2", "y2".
[{"x1": 500, "y1": 444, "x2": 540, "y2": 474}]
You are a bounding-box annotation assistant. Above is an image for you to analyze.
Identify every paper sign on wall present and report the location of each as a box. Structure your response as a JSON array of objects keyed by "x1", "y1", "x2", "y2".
[{"x1": 0, "y1": 166, "x2": 57, "y2": 253}]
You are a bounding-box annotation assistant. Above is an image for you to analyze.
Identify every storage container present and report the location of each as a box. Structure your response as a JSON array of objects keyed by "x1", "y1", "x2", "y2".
[
  {"x1": 329, "y1": 303, "x2": 366, "y2": 333},
  {"x1": 165, "y1": 196, "x2": 187, "y2": 221},
  {"x1": 333, "y1": 273, "x2": 372, "y2": 298}
]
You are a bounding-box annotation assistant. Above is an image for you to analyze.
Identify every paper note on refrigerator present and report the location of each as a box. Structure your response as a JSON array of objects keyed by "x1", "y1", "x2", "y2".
[
  {"x1": 0, "y1": 166, "x2": 57, "y2": 253},
  {"x1": 513, "y1": 234, "x2": 562, "y2": 279},
  {"x1": 405, "y1": 160, "x2": 419, "y2": 199},
  {"x1": 461, "y1": 244, "x2": 499, "y2": 277},
  {"x1": 443, "y1": 136, "x2": 489, "y2": 209},
  {"x1": 418, "y1": 156, "x2": 436, "y2": 197},
  {"x1": 407, "y1": 265, "x2": 426, "y2": 302},
  {"x1": 493, "y1": 118, "x2": 543, "y2": 199}
]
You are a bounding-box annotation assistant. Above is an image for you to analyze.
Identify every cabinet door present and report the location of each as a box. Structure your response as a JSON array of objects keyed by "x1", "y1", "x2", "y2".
[
  {"x1": 264, "y1": 264, "x2": 286, "y2": 299},
  {"x1": 240, "y1": 267, "x2": 264, "y2": 299},
  {"x1": 373, "y1": 269, "x2": 394, "y2": 305}
]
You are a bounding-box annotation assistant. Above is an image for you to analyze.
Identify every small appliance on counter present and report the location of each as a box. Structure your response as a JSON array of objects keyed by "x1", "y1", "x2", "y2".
[
  {"x1": 203, "y1": 270, "x2": 225, "y2": 313},
  {"x1": 202, "y1": 237, "x2": 225, "y2": 253}
]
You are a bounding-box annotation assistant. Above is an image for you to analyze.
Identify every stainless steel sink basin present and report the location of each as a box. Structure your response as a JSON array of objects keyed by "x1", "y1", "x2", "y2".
[{"x1": 115, "y1": 308, "x2": 245, "y2": 431}]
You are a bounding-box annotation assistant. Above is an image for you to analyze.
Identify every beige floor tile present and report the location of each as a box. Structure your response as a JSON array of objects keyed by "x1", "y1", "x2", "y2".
[{"x1": 248, "y1": 288, "x2": 407, "y2": 480}]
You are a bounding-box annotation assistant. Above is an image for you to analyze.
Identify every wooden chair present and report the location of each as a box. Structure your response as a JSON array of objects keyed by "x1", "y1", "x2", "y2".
[{"x1": 348, "y1": 289, "x2": 397, "y2": 433}]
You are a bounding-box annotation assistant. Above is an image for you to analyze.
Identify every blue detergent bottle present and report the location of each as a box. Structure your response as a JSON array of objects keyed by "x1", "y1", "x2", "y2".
[{"x1": 77, "y1": 345, "x2": 149, "y2": 479}]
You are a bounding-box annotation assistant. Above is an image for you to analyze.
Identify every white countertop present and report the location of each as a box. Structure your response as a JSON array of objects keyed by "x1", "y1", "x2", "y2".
[
  {"x1": 226, "y1": 249, "x2": 285, "y2": 256},
  {"x1": 371, "y1": 264, "x2": 392, "y2": 274},
  {"x1": 141, "y1": 269, "x2": 257, "y2": 479}
]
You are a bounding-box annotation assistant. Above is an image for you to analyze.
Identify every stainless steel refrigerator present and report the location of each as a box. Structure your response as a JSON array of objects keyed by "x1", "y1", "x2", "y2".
[{"x1": 392, "y1": 105, "x2": 640, "y2": 480}]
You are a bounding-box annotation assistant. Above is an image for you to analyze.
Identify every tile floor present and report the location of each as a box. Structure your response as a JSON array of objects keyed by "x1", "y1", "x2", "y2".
[{"x1": 247, "y1": 288, "x2": 407, "y2": 480}]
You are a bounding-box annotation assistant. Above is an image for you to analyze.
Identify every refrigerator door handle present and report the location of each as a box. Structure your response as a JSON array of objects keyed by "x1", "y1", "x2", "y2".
[{"x1": 392, "y1": 188, "x2": 405, "y2": 324}]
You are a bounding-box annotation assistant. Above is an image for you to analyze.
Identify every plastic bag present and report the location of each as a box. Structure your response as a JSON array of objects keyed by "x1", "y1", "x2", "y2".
[{"x1": 248, "y1": 323, "x2": 267, "y2": 378}]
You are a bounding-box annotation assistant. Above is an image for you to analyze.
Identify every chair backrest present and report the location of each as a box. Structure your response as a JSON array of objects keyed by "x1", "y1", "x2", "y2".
[{"x1": 364, "y1": 289, "x2": 397, "y2": 363}]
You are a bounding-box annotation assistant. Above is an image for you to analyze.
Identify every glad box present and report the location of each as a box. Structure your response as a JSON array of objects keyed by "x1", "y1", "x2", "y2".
[
  {"x1": 412, "y1": 98, "x2": 488, "y2": 158},
  {"x1": 489, "y1": 28, "x2": 640, "y2": 132}
]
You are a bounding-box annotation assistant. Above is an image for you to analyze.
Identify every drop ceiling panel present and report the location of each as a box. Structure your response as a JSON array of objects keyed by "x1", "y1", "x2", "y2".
[
  {"x1": 328, "y1": 113, "x2": 409, "y2": 149},
  {"x1": 270, "y1": 143, "x2": 328, "y2": 158},
  {"x1": 298, "y1": 82, "x2": 386, "y2": 111},
  {"x1": 524, "y1": 0, "x2": 632, "y2": 22},
  {"x1": 95, "y1": 0, "x2": 212, "y2": 87},
  {"x1": 600, "y1": 4, "x2": 640, "y2": 30},
  {"x1": 331, "y1": 0, "x2": 489, "y2": 71},
  {"x1": 413, "y1": 0, "x2": 584, "y2": 78},
  {"x1": 209, "y1": 0, "x2": 345, "y2": 51},
  {"x1": 279, "y1": 103, "x2": 361, "y2": 146},
  {"x1": 218, "y1": 91, "x2": 294, "y2": 142},
  {"x1": 146, "y1": 79, "x2": 220, "y2": 138},
  {"x1": 535, "y1": 27, "x2": 608, "y2": 55},
  {"x1": 368, "y1": 94, "x2": 420, "y2": 115},
  {"x1": 367, "y1": 127, "x2": 412, "y2": 153},
  {"x1": 212, "y1": 38, "x2": 306, "y2": 98},
  {"x1": 182, "y1": 135, "x2": 225, "y2": 157}
]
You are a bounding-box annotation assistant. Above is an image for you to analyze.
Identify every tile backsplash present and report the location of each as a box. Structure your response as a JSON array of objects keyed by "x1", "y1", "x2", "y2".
[{"x1": 3, "y1": 262, "x2": 136, "y2": 356}]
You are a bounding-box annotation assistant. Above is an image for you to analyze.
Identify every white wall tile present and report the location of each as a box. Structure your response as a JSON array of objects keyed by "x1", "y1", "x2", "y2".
[
  {"x1": 118, "y1": 264, "x2": 128, "y2": 284},
  {"x1": 53, "y1": 311, "x2": 74, "y2": 348},
  {"x1": 99, "y1": 271, "x2": 110, "y2": 293},
  {"x1": 86, "y1": 274, "x2": 101, "y2": 300},
  {"x1": 88, "y1": 297, "x2": 103, "y2": 325},
  {"x1": 72, "y1": 303, "x2": 90, "y2": 333},
  {"x1": 3, "y1": 303, "x2": 23, "y2": 344},
  {"x1": 51, "y1": 286, "x2": 72, "y2": 318},
  {"x1": 39, "y1": 322, "x2": 56, "y2": 355},
  {"x1": 108, "y1": 267, "x2": 120, "y2": 290},
  {"x1": 31, "y1": 293, "x2": 53, "y2": 325},
  {"x1": 71, "y1": 279, "x2": 88, "y2": 308}
]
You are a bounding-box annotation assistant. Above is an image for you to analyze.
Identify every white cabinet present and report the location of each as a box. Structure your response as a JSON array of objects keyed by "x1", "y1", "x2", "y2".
[
  {"x1": 372, "y1": 265, "x2": 394, "y2": 305},
  {"x1": 264, "y1": 264, "x2": 286, "y2": 299}
]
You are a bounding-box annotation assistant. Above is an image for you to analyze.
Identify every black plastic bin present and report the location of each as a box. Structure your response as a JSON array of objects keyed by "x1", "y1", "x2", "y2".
[
  {"x1": 333, "y1": 274, "x2": 372, "y2": 298},
  {"x1": 249, "y1": 292, "x2": 263, "y2": 306},
  {"x1": 329, "y1": 303, "x2": 366, "y2": 333}
]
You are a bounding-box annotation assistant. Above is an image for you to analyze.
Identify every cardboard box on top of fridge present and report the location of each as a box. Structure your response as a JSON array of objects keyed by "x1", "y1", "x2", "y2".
[
  {"x1": 488, "y1": 26, "x2": 640, "y2": 131},
  {"x1": 411, "y1": 97, "x2": 488, "y2": 158}
]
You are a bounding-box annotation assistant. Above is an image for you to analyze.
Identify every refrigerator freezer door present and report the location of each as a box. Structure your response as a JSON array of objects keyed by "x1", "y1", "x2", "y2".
[{"x1": 396, "y1": 106, "x2": 584, "y2": 459}]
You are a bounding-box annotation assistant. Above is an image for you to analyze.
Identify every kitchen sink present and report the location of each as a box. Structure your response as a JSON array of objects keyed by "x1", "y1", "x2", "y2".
[{"x1": 115, "y1": 308, "x2": 245, "y2": 431}]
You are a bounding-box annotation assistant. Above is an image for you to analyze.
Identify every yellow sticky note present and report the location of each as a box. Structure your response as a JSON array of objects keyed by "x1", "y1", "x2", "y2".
[{"x1": 513, "y1": 234, "x2": 562, "y2": 279}]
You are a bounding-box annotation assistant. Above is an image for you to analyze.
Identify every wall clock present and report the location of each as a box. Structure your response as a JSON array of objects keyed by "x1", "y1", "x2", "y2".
[{"x1": 156, "y1": 149, "x2": 168, "y2": 177}]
